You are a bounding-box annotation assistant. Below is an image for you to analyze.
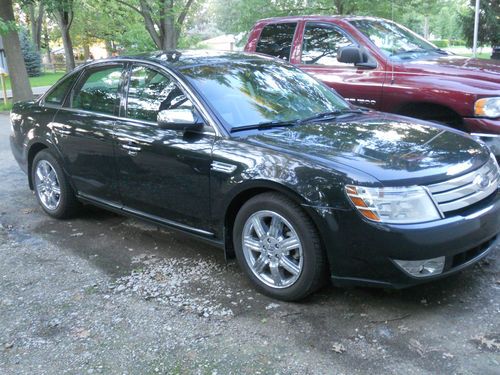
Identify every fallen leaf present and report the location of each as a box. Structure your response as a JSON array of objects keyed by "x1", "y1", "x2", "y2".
[{"x1": 332, "y1": 342, "x2": 346, "y2": 354}]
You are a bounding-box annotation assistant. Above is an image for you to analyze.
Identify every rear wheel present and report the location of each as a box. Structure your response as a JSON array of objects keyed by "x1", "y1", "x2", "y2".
[
  {"x1": 32, "y1": 150, "x2": 80, "y2": 219},
  {"x1": 233, "y1": 192, "x2": 326, "y2": 301}
]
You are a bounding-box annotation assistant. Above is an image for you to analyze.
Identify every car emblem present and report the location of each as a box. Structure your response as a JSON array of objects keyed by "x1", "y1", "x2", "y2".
[{"x1": 473, "y1": 173, "x2": 489, "y2": 189}]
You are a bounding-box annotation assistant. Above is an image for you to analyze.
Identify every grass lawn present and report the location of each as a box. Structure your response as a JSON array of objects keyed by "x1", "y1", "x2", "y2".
[
  {"x1": 3, "y1": 72, "x2": 65, "y2": 90},
  {"x1": 0, "y1": 100, "x2": 13, "y2": 112}
]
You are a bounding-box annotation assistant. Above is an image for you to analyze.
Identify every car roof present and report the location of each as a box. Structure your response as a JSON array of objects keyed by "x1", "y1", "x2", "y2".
[
  {"x1": 81, "y1": 50, "x2": 274, "y2": 71},
  {"x1": 255, "y1": 15, "x2": 387, "y2": 23}
]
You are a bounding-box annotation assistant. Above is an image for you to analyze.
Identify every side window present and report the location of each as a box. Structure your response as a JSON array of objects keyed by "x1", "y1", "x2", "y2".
[
  {"x1": 44, "y1": 74, "x2": 77, "y2": 105},
  {"x1": 126, "y1": 65, "x2": 188, "y2": 122},
  {"x1": 256, "y1": 23, "x2": 297, "y2": 61},
  {"x1": 301, "y1": 24, "x2": 352, "y2": 65},
  {"x1": 69, "y1": 65, "x2": 123, "y2": 115}
]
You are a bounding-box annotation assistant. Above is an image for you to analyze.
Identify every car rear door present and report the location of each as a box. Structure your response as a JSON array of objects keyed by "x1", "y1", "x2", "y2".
[
  {"x1": 293, "y1": 21, "x2": 385, "y2": 110},
  {"x1": 113, "y1": 63, "x2": 214, "y2": 233},
  {"x1": 51, "y1": 63, "x2": 124, "y2": 205}
]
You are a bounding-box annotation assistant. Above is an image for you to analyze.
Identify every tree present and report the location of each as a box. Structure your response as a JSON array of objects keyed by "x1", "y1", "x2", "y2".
[
  {"x1": 460, "y1": 0, "x2": 499, "y2": 49},
  {"x1": 0, "y1": 0, "x2": 33, "y2": 101},
  {"x1": 20, "y1": 28, "x2": 42, "y2": 76},
  {"x1": 27, "y1": 0, "x2": 45, "y2": 51},
  {"x1": 47, "y1": 0, "x2": 75, "y2": 71},
  {"x1": 114, "y1": 0, "x2": 198, "y2": 49}
]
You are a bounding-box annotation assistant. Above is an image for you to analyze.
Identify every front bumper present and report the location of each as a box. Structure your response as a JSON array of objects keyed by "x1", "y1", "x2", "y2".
[
  {"x1": 463, "y1": 117, "x2": 500, "y2": 158},
  {"x1": 326, "y1": 190, "x2": 500, "y2": 288}
]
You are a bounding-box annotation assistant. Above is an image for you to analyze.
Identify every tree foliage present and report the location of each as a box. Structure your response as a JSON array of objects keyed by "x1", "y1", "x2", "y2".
[
  {"x1": 460, "y1": 0, "x2": 499, "y2": 48},
  {"x1": 19, "y1": 27, "x2": 42, "y2": 76},
  {"x1": 113, "y1": 0, "x2": 200, "y2": 49}
]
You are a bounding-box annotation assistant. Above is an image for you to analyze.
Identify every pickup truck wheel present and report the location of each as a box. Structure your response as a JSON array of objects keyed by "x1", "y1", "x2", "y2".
[
  {"x1": 32, "y1": 150, "x2": 80, "y2": 219},
  {"x1": 233, "y1": 192, "x2": 326, "y2": 301}
]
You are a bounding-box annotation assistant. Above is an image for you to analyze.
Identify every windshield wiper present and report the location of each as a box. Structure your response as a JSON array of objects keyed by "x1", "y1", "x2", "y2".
[
  {"x1": 230, "y1": 108, "x2": 364, "y2": 133},
  {"x1": 299, "y1": 108, "x2": 364, "y2": 124},
  {"x1": 230, "y1": 120, "x2": 299, "y2": 133}
]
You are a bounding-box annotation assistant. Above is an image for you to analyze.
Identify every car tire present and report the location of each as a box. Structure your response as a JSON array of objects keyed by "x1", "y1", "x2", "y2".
[
  {"x1": 32, "y1": 149, "x2": 80, "y2": 219},
  {"x1": 233, "y1": 192, "x2": 326, "y2": 301}
]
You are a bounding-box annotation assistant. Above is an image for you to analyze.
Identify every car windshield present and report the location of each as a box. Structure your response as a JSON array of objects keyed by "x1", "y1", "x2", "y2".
[
  {"x1": 181, "y1": 59, "x2": 350, "y2": 130},
  {"x1": 349, "y1": 19, "x2": 441, "y2": 61}
]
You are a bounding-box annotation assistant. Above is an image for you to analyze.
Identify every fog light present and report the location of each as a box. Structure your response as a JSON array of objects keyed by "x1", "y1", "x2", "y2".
[{"x1": 393, "y1": 256, "x2": 445, "y2": 278}]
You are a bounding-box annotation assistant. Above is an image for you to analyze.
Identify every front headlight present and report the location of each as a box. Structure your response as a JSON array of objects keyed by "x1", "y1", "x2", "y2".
[
  {"x1": 474, "y1": 97, "x2": 500, "y2": 118},
  {"x1": 345, "y1": 185, "x2": 441, "y2": 224}
]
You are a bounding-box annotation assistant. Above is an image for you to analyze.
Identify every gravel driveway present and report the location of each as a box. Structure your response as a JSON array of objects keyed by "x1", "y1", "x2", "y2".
[{"x1": 0, "y1": 113, "x2": 499, "y2": 374}]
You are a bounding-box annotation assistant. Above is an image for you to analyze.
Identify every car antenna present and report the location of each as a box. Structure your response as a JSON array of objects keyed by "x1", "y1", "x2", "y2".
[{"x1": 391, "y1": 0, "x2": 395, "y2": 84}]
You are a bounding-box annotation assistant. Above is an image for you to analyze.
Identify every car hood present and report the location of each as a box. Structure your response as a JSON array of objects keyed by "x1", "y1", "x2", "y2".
[
  {"x1": 401, "y1": 55, "x2": 500, "y2": 85},
  {"x1": 242, "y1": 112, "x2": 491, "y2": 186}
]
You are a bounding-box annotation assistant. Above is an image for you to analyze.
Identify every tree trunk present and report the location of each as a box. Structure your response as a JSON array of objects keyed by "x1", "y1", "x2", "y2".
[
  {"x1": 43, "y1": 21, "x2": 52, "y2": 64},
  {"x1": 83, "y1": 44, "x2": 90, "y2": 60},
  {"x1": 28, "y1": 2, "x2": 44, "y2": 51},
  {"x1": 0, "y1": 0, "x2": 33, "y2": 102},
  {"x1": 105, "y1": 40, "x2": 113, "y2": 57},
  {"x1": 164, "y1": 15, "x2": 176, "y2": 49},
  {"x1": 59, "y1": 22, "x2": 75, "y2": 71},
  {"x1": 423, "y1": 16, "x2": 429, "y2": 39}
]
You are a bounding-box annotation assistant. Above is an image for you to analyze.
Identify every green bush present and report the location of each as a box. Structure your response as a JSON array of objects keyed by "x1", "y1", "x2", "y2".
[
  {"x1": 19, "y1": 29, "x2": 41, "y2": 77},
  {"x1": 432, "y1": 40, "x2": 449, "y2": 48}
]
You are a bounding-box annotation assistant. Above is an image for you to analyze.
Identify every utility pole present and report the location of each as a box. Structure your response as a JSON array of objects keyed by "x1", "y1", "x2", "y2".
[{"x1": 472, "y1": 0, "x2": 480, "y2": 57}]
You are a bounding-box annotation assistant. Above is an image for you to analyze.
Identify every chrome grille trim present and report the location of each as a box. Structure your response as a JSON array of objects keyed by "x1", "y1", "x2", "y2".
[{"x1": 426, "y1": 157, "x2": 499, "y2": 213}]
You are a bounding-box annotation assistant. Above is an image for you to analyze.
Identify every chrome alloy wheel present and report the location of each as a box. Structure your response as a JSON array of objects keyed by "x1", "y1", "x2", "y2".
[
  {"x1": 242, "y1": 210, "x2": 303, "y2": 288},
  {"x1": 34, "y1": 160, "x2": 61, "y2": 211}
]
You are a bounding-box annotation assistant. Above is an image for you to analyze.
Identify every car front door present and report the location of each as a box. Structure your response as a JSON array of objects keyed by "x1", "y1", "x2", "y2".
[
  {"x1": 294, "y1": 22, "x2": 385, "y2": 110},
  {"x1": 52, "y1": 63, "x2": 124, "y2": 204},
  {"x1": 114, "y1": 63, "x2": 214, "y2": 232}
]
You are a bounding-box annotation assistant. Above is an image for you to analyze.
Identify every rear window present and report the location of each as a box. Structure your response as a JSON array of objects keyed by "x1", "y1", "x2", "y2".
[{"x1": 255, "y1": 23, "x2": 297, "y2": 61}]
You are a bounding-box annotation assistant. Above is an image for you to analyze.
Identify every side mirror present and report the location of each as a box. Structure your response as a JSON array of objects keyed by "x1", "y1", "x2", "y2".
[
  {"x1": 157, "y1": 108, "x2": 203, "y2": 131},
  {"x1": 337, "y1": 45, "x2": 368, "y2": 64}
]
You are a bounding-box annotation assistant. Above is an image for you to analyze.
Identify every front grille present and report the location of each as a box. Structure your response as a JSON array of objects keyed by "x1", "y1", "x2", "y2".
[{"x1": 426, "y1": 157, "x2": 499, "y2": 213}]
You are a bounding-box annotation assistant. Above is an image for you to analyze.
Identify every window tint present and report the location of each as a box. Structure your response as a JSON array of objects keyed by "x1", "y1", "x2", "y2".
[
  {"x1": 45, "y1": 74, "x2": 77, "y2": 105},
  {"x1": 256, "y1": 23, "x2": 296, "y2": 61},
  {"x1": 301, "y1": 24, "x2": 352, "y2": 65},
  {"x1": 70, "y1": 66, "x2": 123, "y2": 115},
  {"x1": 126, "y1": 65, "x2": 189, "y2": 122}
]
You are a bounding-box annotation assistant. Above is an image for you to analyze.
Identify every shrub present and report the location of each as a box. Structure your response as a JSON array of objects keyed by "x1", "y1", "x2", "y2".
[
  {"x1": 19, "y1": 29, "x2": 41, "y2": 77},
  {"x1": 432, "y1": 40, "x2": 449, "y2": 48}
]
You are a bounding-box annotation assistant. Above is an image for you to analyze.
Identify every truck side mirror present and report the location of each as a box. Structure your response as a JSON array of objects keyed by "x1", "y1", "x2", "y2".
[{"x1": 337, "y1": 45, "x2": 366, "y2": 64}]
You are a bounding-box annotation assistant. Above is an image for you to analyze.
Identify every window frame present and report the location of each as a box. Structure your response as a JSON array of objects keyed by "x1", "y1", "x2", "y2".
[
  {"x1": 255, "y1": 22, "x2": 299, "y2": 61},
  {"x1": 300, "y1": 21, "x2": 358, "y2": 67},
  {"x1": 63, "y1": 62, "x2": 126, "y2": 117},
  {"x1": 39, "y1": 70, "x2": 82, "y2": 108},
  {"x1": 121, "y1": 62, "x2": 216, "y2": 134}
]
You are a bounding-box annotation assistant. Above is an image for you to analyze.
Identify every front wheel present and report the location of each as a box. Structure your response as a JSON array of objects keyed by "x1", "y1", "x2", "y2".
[{"x1": 233, "y1": 192, "x2": 326, "y2": 301}]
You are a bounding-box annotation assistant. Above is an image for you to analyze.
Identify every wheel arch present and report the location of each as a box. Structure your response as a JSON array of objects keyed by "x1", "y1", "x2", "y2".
[
  {"x1": 222, "y1": 180, "x2": 331, "y2": 265},
  {"x1": 27, "y1": 142, "x2": 50, "y2": 190},
  {"x1": 395, "y1": 101, "x2": 464, "y2": 130}
]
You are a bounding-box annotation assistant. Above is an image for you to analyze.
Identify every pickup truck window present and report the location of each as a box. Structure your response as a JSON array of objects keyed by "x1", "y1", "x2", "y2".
[
  {"x1": 256, "y1": 23, "x2": 296, "y2": 61},
  {"x1": 350, "y1": 19, "x2": 439, "y2": 60},
  {"x1": 302, "y1": 23, "x2": 352, "y2": 65}
]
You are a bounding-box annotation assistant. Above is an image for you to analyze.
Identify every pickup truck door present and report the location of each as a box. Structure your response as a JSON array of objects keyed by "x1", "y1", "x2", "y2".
[{"x1": 293, "y1": 21, "x2": 385, "y2": 110}]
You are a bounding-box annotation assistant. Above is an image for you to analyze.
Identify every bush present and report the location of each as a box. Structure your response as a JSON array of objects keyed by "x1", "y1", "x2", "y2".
[
  {"x1": 432, "y1": 40, "x2": 449, "y2": 48},
  {"x1": 19, "y1": 29, "x2": 41, "y2": 77}
]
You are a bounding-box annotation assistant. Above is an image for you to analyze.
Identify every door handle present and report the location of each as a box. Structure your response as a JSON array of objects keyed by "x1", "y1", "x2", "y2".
[
  {"x1": 121, "y1": 144, "x2": 141, "y2": 151},
  {"x1": 121, "y1": 143, "x2": 142, "y2": 155},
  {"x1": 54, "y1": 128, "x2": 71, "y2": 135}
]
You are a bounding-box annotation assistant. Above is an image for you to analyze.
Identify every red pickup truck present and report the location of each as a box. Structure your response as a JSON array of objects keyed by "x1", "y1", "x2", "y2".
[{"x1": 245, "y1": 16, "x2": 500, "y2": 155}]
